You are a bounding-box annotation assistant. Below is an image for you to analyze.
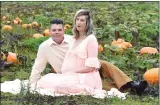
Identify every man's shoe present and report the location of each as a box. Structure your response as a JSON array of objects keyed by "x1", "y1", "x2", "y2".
[
  {"x1": 130, "y1": 80, "x2": 148, "y2": 95},
  {"x1": 119, "y1": 80, "x2": 148, "y2": 95}
]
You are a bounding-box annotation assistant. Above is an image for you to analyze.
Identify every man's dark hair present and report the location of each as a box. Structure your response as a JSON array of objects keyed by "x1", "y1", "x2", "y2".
[{"x1": 50, "y1": 19, "x2": 64, "y2": 25}]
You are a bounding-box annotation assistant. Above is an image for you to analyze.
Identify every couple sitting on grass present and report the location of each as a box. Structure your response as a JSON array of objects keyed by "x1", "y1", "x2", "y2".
[{"x1": 29, "y1": 9, "x2": 148, "y2": 96}]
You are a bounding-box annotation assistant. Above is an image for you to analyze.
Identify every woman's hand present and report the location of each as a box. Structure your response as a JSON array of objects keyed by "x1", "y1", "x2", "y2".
[{"x1": 75, "y1": 67, "x2": 97, "y2": 73}]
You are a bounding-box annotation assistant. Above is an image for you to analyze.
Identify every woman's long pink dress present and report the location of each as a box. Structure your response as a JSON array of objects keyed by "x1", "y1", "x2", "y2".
[{"x1": 37, "y1": 35, "x2": 102, "y2": 95}]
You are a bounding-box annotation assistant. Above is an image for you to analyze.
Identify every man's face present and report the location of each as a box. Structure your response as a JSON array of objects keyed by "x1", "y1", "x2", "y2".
[{"x1": 49, "y1": 24, "x2": 65, "y2": 44}]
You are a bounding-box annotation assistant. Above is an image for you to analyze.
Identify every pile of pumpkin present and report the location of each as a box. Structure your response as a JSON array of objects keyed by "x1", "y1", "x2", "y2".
[
  {"x1": 98, "y1": 38, "x2": 132, "y2": 53},
  {"x1": 98, "y1": 38, "x2": 159, "y2": 55},
  {"x1": 111, "y1": 38, "x2": 133, "y2": 52}
]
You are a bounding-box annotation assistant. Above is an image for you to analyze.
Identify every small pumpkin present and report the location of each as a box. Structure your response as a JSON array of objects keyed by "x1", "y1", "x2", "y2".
[
  {"x1": 98, "y1": 44, "x2": 104, "y2": 53},
  {"x1": 143, "y1": 68, "x2": 159, "y2": 85},
  {"x1": 7, "y1": 52, "x2": 17, "y2": 64},
  {"x1": 13, "y1": 20, "x2": 19, "y2": 24},
  {"x1": 140, "y1": 47, "x2": 158, "y2": 54},
  {"x1": 22, "y1": 24, "x2": 29, "y2": 28},
  {"x1": 2, "y1": 25, "x2": 13, "y2": 31},
  {"x1": 64, "y1": 24, "x2": 71, "y2": 30},
  {"x1": 33, "y1": 33, "x2": 44, "y2": 38},
  {"x1": 15, "y1": 17, "x2": 22, "y2": 24},
  {"x1": 43, "y1": 29, "x2": 50, "y2": 36},
  {"x1": 28, "y1": 24, "x2": 32, "y2": 28},
  {"x1": 2, "y1": 16, "x2": 7, "y2": 21},
  {"x1": 31, "y1": 22, "x2": 39, "y2": 28}
]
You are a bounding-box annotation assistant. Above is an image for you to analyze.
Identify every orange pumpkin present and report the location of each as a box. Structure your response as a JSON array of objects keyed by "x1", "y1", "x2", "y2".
[
  {"x1": 111, "y1": 38, "x2": 124, "y2": 45},
  {"x1": 143, "y1": 68, "x2": 159, "y2": 85},
  {"x1": 121, "y1": 42, "x2": 132, "y2": 48},
  {"x1": 43, "y1": 29, "x2": 50, "y2": 36},
  {"x1": 13, "y1": 20, "x2": 19, "y2": 24},
  {"x1": 33, "y1": 33, "x2": 44, "y2": 38},
  {"x1": 31, "y1": 22, "x2": 39, "y2": 28},
  {"x1": 140, "y1": 47, "x2": 158, "y2": 54},
  {"x1": 64, "y1": 24, "x2": 71, "y2": 30},
  {"x1": 7, "y1": 52, "x2": 17, "y2": 64},
  {"x1": 98, "y1": 44, "x2": 104, "y2": 53},
  {"x1": 15, "y1": 17, "x2": 22, "y2": 24},
  {"x1": 117, "y1": 38, "x2": 124, "y2": 44},
  {"x1": 2, "y1": 25, "x2": 13, "y2": 31}
]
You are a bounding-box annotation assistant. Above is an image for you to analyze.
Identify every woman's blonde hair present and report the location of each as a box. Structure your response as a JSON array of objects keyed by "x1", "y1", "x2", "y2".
[{"x1": 72, "y1": 9, "x2": 95, "y2": 39}]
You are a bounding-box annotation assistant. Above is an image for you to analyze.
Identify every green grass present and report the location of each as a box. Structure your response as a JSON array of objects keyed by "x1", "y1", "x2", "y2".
[{"x1": 1, "y1": 92, "x2": 158, "y2": 105}]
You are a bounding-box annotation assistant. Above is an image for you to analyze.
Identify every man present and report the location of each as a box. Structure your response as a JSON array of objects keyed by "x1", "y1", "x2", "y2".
[{"x1": 29, "y1": 19, "x2": 147, "y2": 94}]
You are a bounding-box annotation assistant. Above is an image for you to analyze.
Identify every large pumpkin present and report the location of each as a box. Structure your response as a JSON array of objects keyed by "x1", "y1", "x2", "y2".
[
  {"x1": 7, "y1": 52, "x2": 17, "y2": 64},
  {"x1": 143, "y1": 68, "x2": 159, "y2": 85},
  {"x1": 140, "y1": 47, "x2": 158, "y2": 54}
]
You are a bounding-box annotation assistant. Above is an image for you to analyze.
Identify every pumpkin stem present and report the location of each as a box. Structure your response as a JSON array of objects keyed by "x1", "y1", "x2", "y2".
[{"x1": 114, "y1": 30, "x2": 121, "y2": 40}]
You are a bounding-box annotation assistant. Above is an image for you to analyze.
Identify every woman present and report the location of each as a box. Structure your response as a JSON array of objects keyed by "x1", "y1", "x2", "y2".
[{"x1": 37, "y1": 9, "x2": 102, "y2": 95}]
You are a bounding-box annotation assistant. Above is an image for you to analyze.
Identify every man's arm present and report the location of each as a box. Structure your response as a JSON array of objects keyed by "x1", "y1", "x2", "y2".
[{"x1": 29, "y1": 44, "x2": 48, "y2": 84}]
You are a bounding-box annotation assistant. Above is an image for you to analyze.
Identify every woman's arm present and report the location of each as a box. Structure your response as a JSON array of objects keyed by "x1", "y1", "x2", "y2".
[
  {"x1": 75, "y1": 66, "x2": 96, "y2": 73},
  {"x1": 75, "y1": 35, "x2": 99, "y2": 73}
]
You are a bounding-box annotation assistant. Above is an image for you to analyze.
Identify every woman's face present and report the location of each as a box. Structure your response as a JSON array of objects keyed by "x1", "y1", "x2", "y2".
[{"x1": 75, "y1": 15, "x2": 87, "y2": 32}]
